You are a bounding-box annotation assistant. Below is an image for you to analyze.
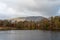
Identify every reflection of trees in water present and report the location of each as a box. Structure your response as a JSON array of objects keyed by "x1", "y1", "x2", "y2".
[{"x1": 50, "y1": 31, "x2": 58, "y2": 40}]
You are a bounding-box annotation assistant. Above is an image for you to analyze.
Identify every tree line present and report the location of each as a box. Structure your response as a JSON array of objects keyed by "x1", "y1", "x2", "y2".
[{"x1": 0, "y1": 16, "x2": 60, "y2": 30}]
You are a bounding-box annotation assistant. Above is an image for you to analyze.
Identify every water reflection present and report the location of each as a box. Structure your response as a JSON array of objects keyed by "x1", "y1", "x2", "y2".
[{"x1": 0, "y1": 30, "x2": 59, "y2": 40}]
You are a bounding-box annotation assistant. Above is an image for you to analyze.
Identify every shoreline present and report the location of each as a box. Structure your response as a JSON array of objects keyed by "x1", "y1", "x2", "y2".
[{"x1": 0, "y1": 27, "x2": 60, "y2": 31}]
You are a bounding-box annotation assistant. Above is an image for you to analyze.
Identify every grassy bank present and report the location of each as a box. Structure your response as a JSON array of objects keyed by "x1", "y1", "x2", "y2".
[{"x1": 0, "y1": 27, "x2": 60, "y2": 31}]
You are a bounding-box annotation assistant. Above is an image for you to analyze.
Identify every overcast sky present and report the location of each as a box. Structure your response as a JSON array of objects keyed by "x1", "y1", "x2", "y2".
[{"x1": 0, "y1": 0, "x2": 60, "y2": 19}]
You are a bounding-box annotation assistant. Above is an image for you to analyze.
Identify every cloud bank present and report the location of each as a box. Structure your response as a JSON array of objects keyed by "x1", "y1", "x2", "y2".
[{"x1": 0, "y1": 0, "x2": 60, "y2": 19}]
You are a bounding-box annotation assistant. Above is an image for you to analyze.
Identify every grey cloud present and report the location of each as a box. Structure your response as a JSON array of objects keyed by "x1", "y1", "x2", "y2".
[
  {"x1": 15, "y1": 0, "x2": 60, "y2": 17},
  {"x1": 0, "y1": 0, "x2": 60, "y2": 18},
  {"x1": 26, "y1": 0, "x2": 60, "y2": 17}
]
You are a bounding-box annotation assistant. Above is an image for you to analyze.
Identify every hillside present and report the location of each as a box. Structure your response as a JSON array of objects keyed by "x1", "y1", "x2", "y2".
[{"x1": 8, "y1": 16, "x2": 46, "y2": 22}]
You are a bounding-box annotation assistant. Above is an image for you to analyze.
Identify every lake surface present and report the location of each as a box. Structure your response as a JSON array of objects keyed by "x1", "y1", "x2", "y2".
[{"x1": 0, "y1": 30, "x2": 60, "y2": 40}]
